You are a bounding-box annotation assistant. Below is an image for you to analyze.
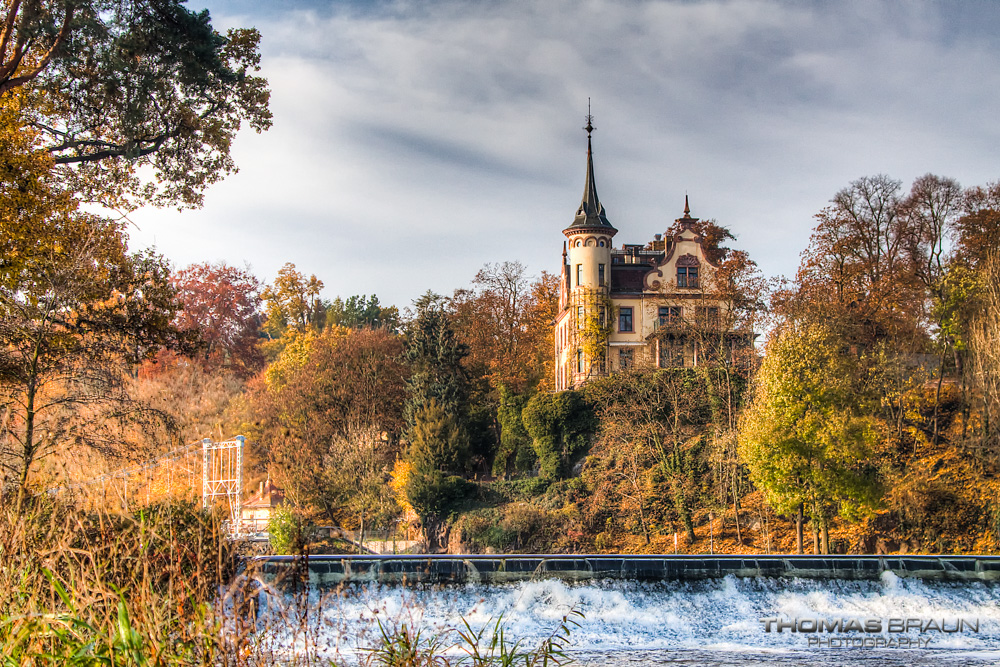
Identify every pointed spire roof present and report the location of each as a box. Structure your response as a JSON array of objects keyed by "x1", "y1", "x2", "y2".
[
  {"x1": 564, "y1": 107, "x2": 616, "y2": 236},
  {"x1": 676, "y1": 194, "x2": 700, "y2": 229}
]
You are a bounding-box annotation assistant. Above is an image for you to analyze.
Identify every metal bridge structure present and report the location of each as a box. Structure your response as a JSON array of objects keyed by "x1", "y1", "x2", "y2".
[{"x1": 48, "y1": 436, "x2": 246, "y2": 531}]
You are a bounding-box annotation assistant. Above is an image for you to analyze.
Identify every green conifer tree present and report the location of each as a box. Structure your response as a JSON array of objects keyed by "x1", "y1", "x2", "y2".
[{"x1": 403, "y1": 292, "x2": 470, "y2": 428}]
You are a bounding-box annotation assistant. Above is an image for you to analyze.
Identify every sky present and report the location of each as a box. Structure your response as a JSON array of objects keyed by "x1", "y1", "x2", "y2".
[{"x1": 127, "y1": 0, "x2": 1000, "y2": 310}]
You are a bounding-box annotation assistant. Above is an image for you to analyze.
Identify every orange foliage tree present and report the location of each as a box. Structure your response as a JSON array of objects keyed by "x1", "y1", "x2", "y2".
[
  {"x1": 243, "y1": 327, "x2": 408, "y2": 524},
  {"x1": 170, "y1": 261, "x2": 264, "y2": 377}
]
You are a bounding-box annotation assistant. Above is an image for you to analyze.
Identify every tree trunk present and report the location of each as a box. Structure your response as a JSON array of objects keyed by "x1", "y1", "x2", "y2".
[
  {"x1": 359, "y1": 511, "x2": 365, "y2": 554},
  {"x1": 812, "y1": 522, "x2": 820, "y2": 555},
  {"x1": 821, "y1": 519, "x2": 830, "y2": 555},
  {"x1": 637, "y1": 499, "x2": 650, "y2": 546},
  {"x1": 16, "y1": 380, "x2": 39, "y2": 511},
  {"x1": 957, "y1": 348, "x2": 969, "y2": 441},
  {"x1": 684, "y1": 514, "x2": 695, "y2": 545},
  {"x1": 931, "y1": 348, "x2": 948, "y2": 446},
  {"x1": 796, "y1": 504, "x2": 804, "y2": 554},
  {"x1": 733, "y1": 496, "x2": 742, "y2": 545}
]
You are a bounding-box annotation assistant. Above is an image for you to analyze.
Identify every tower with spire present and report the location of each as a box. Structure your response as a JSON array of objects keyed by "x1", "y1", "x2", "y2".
[
  {"x1": 553, "y1": 114, "x2": 754, "y2": 390},
  {"x1": 559, "y1": 113, "x2": 617, "y2": 381}
]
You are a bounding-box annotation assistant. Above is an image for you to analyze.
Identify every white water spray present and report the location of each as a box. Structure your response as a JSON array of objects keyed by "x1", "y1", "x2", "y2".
[{"x1": 261, "y1": 574, "x2": 1000, "y2": 665}]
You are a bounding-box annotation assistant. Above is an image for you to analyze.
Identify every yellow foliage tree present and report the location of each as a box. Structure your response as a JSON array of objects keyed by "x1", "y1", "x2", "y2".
[{"x1": 739, "y1": 321, "x2": 883, "y2": 553}]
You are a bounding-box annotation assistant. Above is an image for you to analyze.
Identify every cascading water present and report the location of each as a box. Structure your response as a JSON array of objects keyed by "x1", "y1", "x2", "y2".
[{"x1": 255, "y1": 571, "x2": 1000, "y2": 665}]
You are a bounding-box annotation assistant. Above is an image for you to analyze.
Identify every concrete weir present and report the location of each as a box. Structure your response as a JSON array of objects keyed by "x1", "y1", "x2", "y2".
[{"x1": 252, "y1": 554, "x2": 1000, "y2": 587}]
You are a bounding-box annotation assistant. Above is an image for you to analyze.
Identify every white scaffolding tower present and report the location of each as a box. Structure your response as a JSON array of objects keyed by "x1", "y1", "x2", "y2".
[{"x1": 202, "y1": 435, "x2": 244, "y2": 532}]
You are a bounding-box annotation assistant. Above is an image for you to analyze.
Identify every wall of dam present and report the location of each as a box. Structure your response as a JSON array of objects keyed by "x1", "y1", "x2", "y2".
[{"x1": 252, "y1": 554, "x2": 1000, "y2": 587}]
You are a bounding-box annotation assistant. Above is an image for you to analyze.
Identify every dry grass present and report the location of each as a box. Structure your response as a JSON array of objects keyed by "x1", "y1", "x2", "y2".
[
  {"x1": 0, "y1": 495, "x2": 255, "y2": 665},
  {"x1": 0, "y1": 495, "x2": 581, "y2": 666}
]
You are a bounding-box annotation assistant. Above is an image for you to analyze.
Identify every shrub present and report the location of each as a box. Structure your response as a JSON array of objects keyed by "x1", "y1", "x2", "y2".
[
  {"x1": 521, "y1": 390, "x2": 596, "y2": 479},
  {"x1": 267, "y1": 504, "x2": 316, "y2": 555}
]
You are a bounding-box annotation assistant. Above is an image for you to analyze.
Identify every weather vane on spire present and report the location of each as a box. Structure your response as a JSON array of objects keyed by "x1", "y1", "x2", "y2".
[{"x1": 584, "y1": 98, "x2": 594, "y2": 137}]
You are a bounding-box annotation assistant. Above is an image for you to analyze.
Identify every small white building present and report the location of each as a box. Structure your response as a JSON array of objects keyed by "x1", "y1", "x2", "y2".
[{"x1": 240, "y1": 478, "x2": 285, "y2": 533}]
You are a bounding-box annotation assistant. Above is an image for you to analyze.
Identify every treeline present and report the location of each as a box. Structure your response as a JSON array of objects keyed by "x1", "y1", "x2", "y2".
[
  {"x1": 5, "y1": 173, "x2": 1000, "y2": 556},
  {"x1": 742, "y1": 175, "x2": 1000, "y2": 554},
  {"x1": 234, "y1": 262, "x2": 560, "y2": 549}
]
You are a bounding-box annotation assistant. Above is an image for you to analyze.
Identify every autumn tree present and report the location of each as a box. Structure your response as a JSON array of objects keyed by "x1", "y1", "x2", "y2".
[
  {"x1": 739, "y1": 321, "x2": 883, "y2": 554},
  {"x1": 261, "y1": 263, "x2": 326, "y2": 342},
  {"x1": 524, "y1": 271, "x2": 560, "y2": 391},
  {"x1": 324, "y1": 424, "x2": 400, "y2": 541},
  {"x1": 0, "y1": 212, "x2": 185, "y2": 498},
  {"x1": 454, "y1": 268, "x2": 559, "y2": 381},
  {"x1": 130, "y1": 358, "x2": 245, "y2": 453},
  {"x1": 0, "y1": 0, "x2": 271, "y2": 209},
  {"x1": 937, "y1": 182, "x2": 1000, "y2": 442},
  {"x1": 169, "y1": 261, "x2": 263, "y2": 376},
  {"x1": 253, "y1": 326, "x2": 407, "y2": 439},
  {"x1": 243, "y1": 327, "x2": 408, "y2": 523},
  {"x1": 773, "y1": 174, "x2": 981, "y2": 452},
  {"x1": 451, "y1": 261, "x2": 540, "y2": 395},
  {"x1": 968, "y1": 252, "x2": 1000, "y2": 451},
  {"x1": 899, "y1": 174, "x2": 964, "y2": 444},
  {"x1": 448, "y1": 264, "x2": 561, "y2": 474},
  {"x1": 955, "y1": 181, "x2": 1000, "y2": 270},
  {"x1": 781, "y1": 175, "x2": 922, "y2": 347},
  {"x1": 585, "y1": 370, "x2": 712, "y2": 544}
]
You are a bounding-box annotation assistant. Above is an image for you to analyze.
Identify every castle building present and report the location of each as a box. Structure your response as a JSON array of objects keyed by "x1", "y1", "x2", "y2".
[{"x1": 554, "y1": 120, "x2": 752, "y2": 390}]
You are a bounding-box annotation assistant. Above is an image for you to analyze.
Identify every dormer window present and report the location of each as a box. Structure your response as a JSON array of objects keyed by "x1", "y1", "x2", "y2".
[
  {"x1": 676, "y1": 254, "x2": 700, "y2": 288},
  {"x1": 677, "y1": 266, "x2": 698, "y2": 288}
]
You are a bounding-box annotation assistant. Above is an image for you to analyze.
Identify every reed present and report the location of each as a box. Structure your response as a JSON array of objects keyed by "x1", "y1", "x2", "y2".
[
  {"x1": 0, "y1": 494, "x2": 581, "y2": 666},
  {"x1": 358, "y1": 610, "x2": 583, "y2": 667},
  {"x1": 0, "y1": 494, "x2": 248, "y2": 665}
]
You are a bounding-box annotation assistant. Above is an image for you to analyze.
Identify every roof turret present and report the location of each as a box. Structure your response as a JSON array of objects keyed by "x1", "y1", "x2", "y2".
[
  {"x1": 676, "y1": 194, "x2": 700, "y2": 229},
  {"x1": 563, "y1": 109, "x2": 617, "y2": 236}
]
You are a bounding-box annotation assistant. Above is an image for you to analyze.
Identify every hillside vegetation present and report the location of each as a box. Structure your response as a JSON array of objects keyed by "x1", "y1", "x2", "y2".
[{"x1": 5, "y1": 171, "x2": 1000, "y2": 556}]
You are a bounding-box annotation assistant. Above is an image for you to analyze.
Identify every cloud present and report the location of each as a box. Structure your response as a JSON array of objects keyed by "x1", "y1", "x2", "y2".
[{"x1": 128, "y1": 0, "x2": 1000, "y2": 308}]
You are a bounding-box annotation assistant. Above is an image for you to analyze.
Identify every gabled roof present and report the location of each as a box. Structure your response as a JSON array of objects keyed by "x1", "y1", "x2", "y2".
[{"x1": 243, "y1": 478, "x2": 285, "y2": 509}]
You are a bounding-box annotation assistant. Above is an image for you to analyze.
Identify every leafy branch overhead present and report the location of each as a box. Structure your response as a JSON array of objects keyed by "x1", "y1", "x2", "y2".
[{"x1": 1, "y1": 0, "x2": 272, "y2": 209}]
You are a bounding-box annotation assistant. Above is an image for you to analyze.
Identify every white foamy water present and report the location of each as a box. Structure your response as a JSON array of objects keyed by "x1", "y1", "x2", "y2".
[{"x1": 255, "y1": 574, "x2": 1000, "y2": 666}]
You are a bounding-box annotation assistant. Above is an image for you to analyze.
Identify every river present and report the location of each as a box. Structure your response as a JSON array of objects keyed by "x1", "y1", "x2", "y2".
[{"x1": 255, "y1": 571, "x2": 1000, "y2": 665}]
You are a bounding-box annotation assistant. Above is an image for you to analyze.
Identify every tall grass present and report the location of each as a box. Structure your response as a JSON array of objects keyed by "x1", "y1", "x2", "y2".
[
  {"x1": 0, "y1": 495, "x2": 581, "y2": 666},
  {"x1": 0, "y1": 494, "x2": 250, "y2": 665},
  {"x1": 357, "y1": 610, "x2": 583, "y2": 667}
]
